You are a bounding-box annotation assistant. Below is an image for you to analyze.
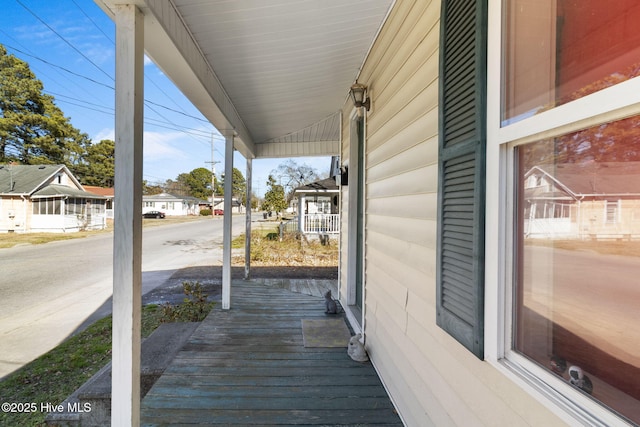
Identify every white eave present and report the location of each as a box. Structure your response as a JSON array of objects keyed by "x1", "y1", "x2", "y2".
[{"x1": 94, "y1": 0, "x2": 394, "y2": 159}]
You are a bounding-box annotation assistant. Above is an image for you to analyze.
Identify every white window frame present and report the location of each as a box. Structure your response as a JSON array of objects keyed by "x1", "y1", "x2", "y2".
[
  {"x1": 485, "y1": 1, "x2": 640, "y2": 426},
  {"x1": 604, "y1": 200, "x2": 620, "y2": 225},
  {"x1": 344, "y1": 107, "x2": 367, "y2": 335}
]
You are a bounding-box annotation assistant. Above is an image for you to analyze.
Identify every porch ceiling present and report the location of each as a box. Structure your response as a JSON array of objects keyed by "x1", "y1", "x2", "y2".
[{"x1": 95, "y1": 0, "x2": 394, "y2": 159}]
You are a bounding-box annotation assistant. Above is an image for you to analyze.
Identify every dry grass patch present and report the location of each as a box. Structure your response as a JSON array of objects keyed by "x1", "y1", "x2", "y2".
[{"x1": 232, "y1": 229, "x2": 338, "y2": 267}]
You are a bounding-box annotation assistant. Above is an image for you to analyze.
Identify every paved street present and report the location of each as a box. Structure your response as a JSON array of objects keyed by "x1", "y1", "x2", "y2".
[
  {"x1": 0, "y1": 216, "x2": 247, "y2": 379},
  {"x1": 522, "y1": 244, "x2": 640, "y2": 370}
]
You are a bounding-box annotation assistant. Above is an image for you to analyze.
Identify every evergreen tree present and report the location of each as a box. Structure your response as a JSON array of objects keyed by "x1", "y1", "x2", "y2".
[
  {"x1": 73, "y1": 139, "x2": 115, "y2": 186},
  {"x1": 262, "y1": 174, "x2": 287, "y2": 215},
  {"x1": 0, "y1": 44, "x2": 86, "y2": 166},
  {"x1": 183, "y1": 167, "x2": 213, "y2": 200},
  {"x1": 231, "y1": 167, "x2": 246, "y2": 204},
  {"x1": 215, "y1": 167, "x2": 245, "y2": 202}
]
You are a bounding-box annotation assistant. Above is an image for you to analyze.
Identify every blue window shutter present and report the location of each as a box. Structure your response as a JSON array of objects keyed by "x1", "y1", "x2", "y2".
[{"x1": 436, "y1": 0, "x2": 487, "y2": 359}]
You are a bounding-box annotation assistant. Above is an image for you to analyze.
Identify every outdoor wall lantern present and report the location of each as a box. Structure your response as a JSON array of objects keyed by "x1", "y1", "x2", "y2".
[
  {"x1": 349, "y1": 81, "x2": 370, "y2": 111},
  {"x1": 340, "y1": 166, "x2": 348, "y2": 186}
]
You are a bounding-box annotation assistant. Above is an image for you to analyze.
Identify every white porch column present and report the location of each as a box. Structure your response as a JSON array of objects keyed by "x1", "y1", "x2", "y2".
[
  {"x1": 244, "y1": 158, "x2": 252, "y2": 280},
  {"x1": 112, "y1": 5, "x2": 143, "y2": 427},
  {"x1": 298, "y1": 193, "x2": 306, "y2": 233},
  {"x1": 222, "y1": 132, "x2": 234, "y2": 309}
]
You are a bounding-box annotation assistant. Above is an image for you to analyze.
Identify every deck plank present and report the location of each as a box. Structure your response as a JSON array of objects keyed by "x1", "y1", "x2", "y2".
[{"x1": 141, "y1": 280, "x2": 402, "y2": 426}]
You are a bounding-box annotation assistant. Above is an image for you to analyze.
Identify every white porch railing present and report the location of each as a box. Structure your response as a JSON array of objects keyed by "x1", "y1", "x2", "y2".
[
  {"x1": 302, "y1": 213, "x2": 340, "y2": 234},
  {"x1": 279, "y1": 214, "x2": 340, "y2": 239}
]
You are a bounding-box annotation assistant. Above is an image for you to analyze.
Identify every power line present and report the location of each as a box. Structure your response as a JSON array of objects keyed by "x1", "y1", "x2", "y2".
[
  {"x1": 0, "y1": 28, "x2": 112, "y2": 108},
  {"x1": 49, "y1": 92, "x2": 215, "y2": 140},
  {"x1": 16, "y1": 0, "x2": 114, "y2": 82},
  {"x1": 3, "y1": 44, "x2": 215, "y2": 127},
  {"x1": 70, "y1": 0, "x2": 114, "y2": 44},
  {"x1": 2, "y1": 42, "x2": 114, "y2": 90},
  {"x1": 4, "y1": 2, "x2": 218, "y2": 125},
  {"x1": 2, "y1": 45, "x2": 217, "y2": 140},
  {"x1": 54, "y1": 98, "x2": 114, "y2": 117},
  {"x1": 16, "y1": 0, "x2": 212, "y2": 129},
  {"x1": 3, "y1": 3, "x2": 223, "y2": 153},
  {"x1": 144, "y1": 98, "x2": 211, "y2": 124}
]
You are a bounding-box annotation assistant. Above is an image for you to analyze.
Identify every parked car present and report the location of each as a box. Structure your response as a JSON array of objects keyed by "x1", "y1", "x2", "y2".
[
  {"x1": 214, "y1": 209, "x2": 224, "y2": 215},
  {"x1": 143, "y1": 210, "x2": 165, "y2": 219}
]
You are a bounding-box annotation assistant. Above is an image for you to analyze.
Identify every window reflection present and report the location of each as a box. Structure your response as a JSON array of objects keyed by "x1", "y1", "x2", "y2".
[
  {"x1": 515, "y1": 116, "x2": 640, "y2": 423},
  {"x1": 503, "y1": 0, "x2": 640, "y2": 125}
]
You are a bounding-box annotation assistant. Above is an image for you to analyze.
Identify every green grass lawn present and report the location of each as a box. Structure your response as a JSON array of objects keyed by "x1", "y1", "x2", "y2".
[{"x1": 0, "y1": 282, "x2": 213, "y2": 427}]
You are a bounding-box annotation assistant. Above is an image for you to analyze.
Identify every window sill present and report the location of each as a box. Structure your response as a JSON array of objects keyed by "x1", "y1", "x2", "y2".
[
  {"x1": 493, "y1": 356, "x2": 635, "y2": 427},
  {"x1": 344, "y1": 304, "x2": 362, "y2": 335}
]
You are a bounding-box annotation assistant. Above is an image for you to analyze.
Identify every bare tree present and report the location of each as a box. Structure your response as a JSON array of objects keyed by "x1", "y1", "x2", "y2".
[{"x1": 271, "y1": 159, "x2": 323, "y2": 200}]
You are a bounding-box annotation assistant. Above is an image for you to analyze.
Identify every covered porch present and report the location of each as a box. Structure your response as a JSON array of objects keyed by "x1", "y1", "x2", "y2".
[{"x1": 94, "y1": 0, "x2": 394, "y2": 424}]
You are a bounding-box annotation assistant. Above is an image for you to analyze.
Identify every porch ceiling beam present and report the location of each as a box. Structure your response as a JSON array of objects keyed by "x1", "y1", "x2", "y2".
[
  {"x1": 252, "y1": 111, "x2": 341, "y2": 158},
  {"x1": 254, "y1": 140, "x2": 339, "y2": 159}
]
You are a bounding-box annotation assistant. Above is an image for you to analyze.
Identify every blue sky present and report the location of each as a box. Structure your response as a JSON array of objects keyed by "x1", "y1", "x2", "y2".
[{"x1": 0, "y1": 0, "x2": 331, "y2": 196}]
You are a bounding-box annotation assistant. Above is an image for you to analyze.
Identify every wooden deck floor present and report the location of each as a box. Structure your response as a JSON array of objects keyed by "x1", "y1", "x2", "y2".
[
  {"x1": 141, "y1": 280, "x2": 403, "y2": 426},
  {"x1": 141, "y1": 281, "x2": 402, "y2": 426}
]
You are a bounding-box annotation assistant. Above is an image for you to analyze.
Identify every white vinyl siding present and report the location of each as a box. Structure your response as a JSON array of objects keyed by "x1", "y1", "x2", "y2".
[
  {"x1": 340, "y1": 0, "x2": 574, "y2": 425},
  {"x1": 341, "y1": 1, "x2": 442, "y2": 425}
]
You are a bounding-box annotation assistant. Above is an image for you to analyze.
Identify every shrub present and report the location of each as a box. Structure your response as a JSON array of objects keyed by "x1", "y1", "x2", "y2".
[
  {"x1": 160, "y1": 281, "x2": 215, "y2": 322},
  {"x1": 199, "y1": 209, "x2": 212, "y2": 216}
]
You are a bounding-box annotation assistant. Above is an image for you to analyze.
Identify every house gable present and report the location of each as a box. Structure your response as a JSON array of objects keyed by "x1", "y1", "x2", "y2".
[
  {"x1": 0, "y1": 164, "x2": 106, "y2": 233},
  {"x1": 0, "y1": 164, "x2": 84, "y2": 196},
  {"x1": 535, "y1": 162, "x2": 640, "y2": 198}
]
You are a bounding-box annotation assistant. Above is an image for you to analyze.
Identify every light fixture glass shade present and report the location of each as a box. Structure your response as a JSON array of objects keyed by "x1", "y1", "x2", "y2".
[{"x1": 350, "y1": 82, "x2": 367, "y2": 106}]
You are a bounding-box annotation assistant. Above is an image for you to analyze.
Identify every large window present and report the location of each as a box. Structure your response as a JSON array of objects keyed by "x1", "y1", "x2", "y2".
[
  {"x1": 64, "y1": 198, "x2": 86, "y2": 215},
  {"x1": 515, "y1": 118, "x2": 640, "y2": 424},
  {"x1": 492, "y1": 1, "x2": 640, "y2": 425},
  {"x1": 32, "y1": 198, "x2": 61, "y2": 215},
  {"x1": 503, "y1": 0, "x2": 640, "y2": 126}
]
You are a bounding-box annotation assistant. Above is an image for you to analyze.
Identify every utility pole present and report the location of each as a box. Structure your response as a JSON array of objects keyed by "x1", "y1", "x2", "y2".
[{"x1": 205, "y1": 133, "x2": 220, "y2": 215}]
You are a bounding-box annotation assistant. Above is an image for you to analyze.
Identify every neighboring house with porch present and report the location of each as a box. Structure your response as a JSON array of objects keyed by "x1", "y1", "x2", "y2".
[
  {"x1": 290, "y1": 177, "x2": 339, "y2": 235},
  {"x1": 84, "y1": 186, "x2": 115, "y2": 219},
  {"x1": 524, "y1": 163, "x2": 640, "y2": 239},
  {"x1": 0, "y1": 164, "x2": 106, "y2": 233},
  {"x1": 98, "y1": 1, "x2": 640, "y2": 426},
  {"x1": 142, "y1": 193, "x2": 201, "y2": 216}
]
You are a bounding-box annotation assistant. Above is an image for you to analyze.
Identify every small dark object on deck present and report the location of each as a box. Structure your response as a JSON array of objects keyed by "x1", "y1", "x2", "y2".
[{"x1": 324, "y1": 290, "x2": 338, "y2": 314}]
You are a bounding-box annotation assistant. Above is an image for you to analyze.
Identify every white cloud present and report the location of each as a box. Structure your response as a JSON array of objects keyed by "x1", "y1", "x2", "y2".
[
  {"x1": 143, "y1": 131, "x2": 188, "y2": 161},
  {"x1": 92, "y1": 129, "x2": 187, "y2": 160},
  {"x1": 83, "y1": 45, "x2": 114, "y2": 67},
  {"x1": 93, "y1": 128, "x2": 115, "y2": 142}
]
